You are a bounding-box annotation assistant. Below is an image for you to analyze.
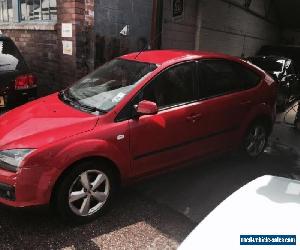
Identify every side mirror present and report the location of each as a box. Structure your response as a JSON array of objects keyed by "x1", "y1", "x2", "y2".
[{"x1": 135, "y1": 100, "x2": 158, "y2": 116}]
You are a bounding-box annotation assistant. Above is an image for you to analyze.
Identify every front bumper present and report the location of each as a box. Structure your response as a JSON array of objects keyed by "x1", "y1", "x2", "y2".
[
  {"x1": 0, "y1": 168, "x2": 19, "y2": 206},
  {"x1": 0, "y1": 167, "x2": 48, "y2": 208}
]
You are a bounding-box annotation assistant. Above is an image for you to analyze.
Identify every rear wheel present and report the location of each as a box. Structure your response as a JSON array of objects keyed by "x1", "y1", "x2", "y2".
[
  {"x1": 53, "y1": 160, "x2": 115, "y2": 224},
  {"x1": 243, "y1": 123, "x2": 268, "y2": 158}
]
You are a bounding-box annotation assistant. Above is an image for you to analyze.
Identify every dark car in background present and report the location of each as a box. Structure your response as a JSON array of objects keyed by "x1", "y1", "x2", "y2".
[
  {"x1": 248, "y1": 55, "x2": 300, "y2": 110},
  {"x1": 258, "y1": 45, "x2": 300, "y2": 73},
  {"x1": 0, "y1": 36, "x2": 37, "y2": 114}
]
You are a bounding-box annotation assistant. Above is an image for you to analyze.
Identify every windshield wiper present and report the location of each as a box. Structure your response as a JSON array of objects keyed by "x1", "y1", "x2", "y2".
[
  {"x1": 59, "y1": 90, "x2": 107, "y2": 114},
  {"x1": 76, "y1": 102, "x2": 107, "y2": 114},
  {"x1": 59, "y1": 90, "x2": 73, "y2": 104}
]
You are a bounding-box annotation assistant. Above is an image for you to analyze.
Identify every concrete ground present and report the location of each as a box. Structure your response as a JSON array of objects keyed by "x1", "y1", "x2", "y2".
[{"x1": 0, "y1": 105, "x2": 300, "y2": 250}]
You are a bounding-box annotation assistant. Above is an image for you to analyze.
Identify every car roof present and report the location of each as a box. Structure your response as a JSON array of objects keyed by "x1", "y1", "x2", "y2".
[{"x1": 120, "y1": 50, "x2": 240, "y2": 65}]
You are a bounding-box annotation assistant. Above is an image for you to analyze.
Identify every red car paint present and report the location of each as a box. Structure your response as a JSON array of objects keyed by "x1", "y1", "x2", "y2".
[{"x1": 0, "y1": 50, "x2": 277, "y2": 207}]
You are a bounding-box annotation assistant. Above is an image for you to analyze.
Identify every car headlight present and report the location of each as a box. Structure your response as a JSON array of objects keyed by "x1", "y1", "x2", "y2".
[{"x1": 0, "y1": 149, "x2": 35, "y2": 172}]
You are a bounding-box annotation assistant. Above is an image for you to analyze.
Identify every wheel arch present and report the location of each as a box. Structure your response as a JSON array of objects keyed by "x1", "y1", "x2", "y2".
[
  {"x1": 50, "y1": 156, "x2": 122, "y2": 205},
  {"x1": 248, "y1": 114, "x2": 274, "y2": 136},
  {"x1": 240, "y1": 102, "x2": 275, "y2": 139}
]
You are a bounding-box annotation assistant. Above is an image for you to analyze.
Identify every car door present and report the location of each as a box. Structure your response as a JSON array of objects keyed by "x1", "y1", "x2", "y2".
[
  {"x1": 195, "y1": 59, "x2": 261, "y2": 152},
  {"x1": 127, "y1": 61, "x2": 206, "y2": 177}
]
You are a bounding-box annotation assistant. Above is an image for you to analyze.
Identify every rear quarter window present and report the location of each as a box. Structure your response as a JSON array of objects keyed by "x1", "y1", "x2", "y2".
[
  {"x1": 199, "y1": 60, "x2": 243, "y2": 98},
  {"x1": 233, "y1": 62, "x2": 261, "y2": 89},
  {"x1": 0, "y1": 39, "x2": 27, "y2": 72}
]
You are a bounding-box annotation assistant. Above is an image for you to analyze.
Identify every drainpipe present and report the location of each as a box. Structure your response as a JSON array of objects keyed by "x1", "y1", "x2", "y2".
[{"x1": 195, "y1": 1, "x2": 203, "y2": 50}]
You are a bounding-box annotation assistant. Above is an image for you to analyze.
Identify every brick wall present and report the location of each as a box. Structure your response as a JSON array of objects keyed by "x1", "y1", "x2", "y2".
[
  {"x1": 1, "y1": 28, "x2": 60, "y2": 96},
  {"x1": 57, "y1": 0, "x2": 86, "y2": 88},
  {"x1": 0, "y1": 0, "x2": 95, "y2": 96},
  {"x1": 85, "y1": 0, "x2": 94, "y2": 26},
  {"x1": 161, "y1": 0, "x2": 198, "y2": 50}
]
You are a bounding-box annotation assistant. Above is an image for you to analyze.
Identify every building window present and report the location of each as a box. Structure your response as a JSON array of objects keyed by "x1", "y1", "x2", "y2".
[
  {"x1": 0, "y1": 0, "x2": 13, "y2": 22},
  {"x1": 0, "y1": 0, "x2": 57, "y2": 23},
  {"x1": 20, "y1": 0, "x2": 57, "y2": 21}
]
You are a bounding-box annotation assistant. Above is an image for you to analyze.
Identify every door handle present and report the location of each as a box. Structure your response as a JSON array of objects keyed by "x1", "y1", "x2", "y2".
[{"x1": 186, "y1": 113, "x2": 203, "y2": 122}]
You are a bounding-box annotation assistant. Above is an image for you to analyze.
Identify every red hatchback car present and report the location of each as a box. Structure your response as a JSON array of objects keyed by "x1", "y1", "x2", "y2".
[{"x1": 0, "y1": 50, "x2": 276, "y2": 223}]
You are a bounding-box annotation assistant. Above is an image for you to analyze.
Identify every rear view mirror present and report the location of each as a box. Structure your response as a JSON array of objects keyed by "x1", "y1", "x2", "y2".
[{"x1": 135, "y1": 100, "x2": 158, "y2": 116}]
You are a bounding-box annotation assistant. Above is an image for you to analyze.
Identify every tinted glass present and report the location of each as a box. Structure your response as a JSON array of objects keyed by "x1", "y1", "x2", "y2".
[
  {"x1": 0, "y1": 39, "x2": 27, "y2": 72},
  {"x1": 68, "y1": 59, "x2": 157, "y2": 112},
  {"x1": 116, "y1": 62, "x2": 196, "y2": 121},
  {"x1": 141, "y1": 62, "x2": 196, "y2": 109},
  {"x1": 233, "y1": 63, "x2": 261, "y2": 89},
  {"x1": 199, "y1": 60, "x2": 242, "y2": 97}
]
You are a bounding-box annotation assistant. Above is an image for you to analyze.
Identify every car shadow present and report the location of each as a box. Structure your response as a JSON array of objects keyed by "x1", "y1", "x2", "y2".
[{"x1": 135, "y1": 139, "x2": 300, "y2": 223}]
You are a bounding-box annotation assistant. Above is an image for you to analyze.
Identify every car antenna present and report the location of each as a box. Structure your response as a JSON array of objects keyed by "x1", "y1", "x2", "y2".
[{"x1": 134, "y1": 32, "x2": 162, "y2": 60}]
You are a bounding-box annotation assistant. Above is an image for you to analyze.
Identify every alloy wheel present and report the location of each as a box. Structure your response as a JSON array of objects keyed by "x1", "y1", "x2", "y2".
[{"x1": 68, "y1": 170, "x2": 110, "y2": 217}]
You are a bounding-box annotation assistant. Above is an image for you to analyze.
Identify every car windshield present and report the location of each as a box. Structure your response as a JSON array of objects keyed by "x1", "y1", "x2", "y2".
[
  {"x1": 250, "y1": 57, "x2": 284, "y2": 72},
  {"x1": 67, "y1": 59, "x2": 157, "y2": 113}
]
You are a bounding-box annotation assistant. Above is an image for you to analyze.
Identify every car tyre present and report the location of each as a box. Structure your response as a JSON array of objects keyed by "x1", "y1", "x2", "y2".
[
  {"x1": 242, "y1": 122, "x2": 268, "y2": 158},
  {"x1": 53, "y1": 160, "x2": 116, "y2": 224}
]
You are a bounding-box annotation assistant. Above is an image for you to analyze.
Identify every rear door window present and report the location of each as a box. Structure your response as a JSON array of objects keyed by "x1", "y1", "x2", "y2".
[
  {"x1": 0, "y1": 39, "x2": 27, "y2": 72},
  {"x1": 232, "y1": 62, "x2": 261, "y2": 89}
]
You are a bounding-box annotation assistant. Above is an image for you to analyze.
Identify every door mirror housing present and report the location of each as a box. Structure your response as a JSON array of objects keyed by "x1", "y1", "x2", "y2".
[{"x1": 135, "y1": 100, "x2": 158, "y2": 116}]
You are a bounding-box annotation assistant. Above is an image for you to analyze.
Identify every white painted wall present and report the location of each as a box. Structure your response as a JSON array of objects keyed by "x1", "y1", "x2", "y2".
[
  {"x1": 161, "y1": 0, "x2": 198, "y2": 50},
  {"x1": 161, "y1": 0, "x2": 280, "y2": 57}
]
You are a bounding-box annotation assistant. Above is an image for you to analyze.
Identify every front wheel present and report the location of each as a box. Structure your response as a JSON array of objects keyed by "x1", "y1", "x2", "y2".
[
  {"x1": 243, "y1": 123, "x2": 268, "y2": 158},
  {"x1": 53, "y1": 160, "x2": 115, "y2": 224}
]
